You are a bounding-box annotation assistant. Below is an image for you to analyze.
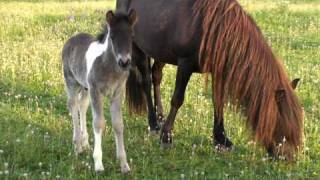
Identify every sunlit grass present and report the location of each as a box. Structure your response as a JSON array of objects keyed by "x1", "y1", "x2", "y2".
[{"x1": 0, "y1": 0, "x2": 319, "y2": 179}]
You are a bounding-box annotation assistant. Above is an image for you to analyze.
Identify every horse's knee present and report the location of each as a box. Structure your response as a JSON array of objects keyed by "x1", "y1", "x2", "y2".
[
  {"x1": 152, "y1": 69, "x2": 162, "y2": 85},
  {"x1": 171, "y1": 94, "x2": 184, "y2": 109}
]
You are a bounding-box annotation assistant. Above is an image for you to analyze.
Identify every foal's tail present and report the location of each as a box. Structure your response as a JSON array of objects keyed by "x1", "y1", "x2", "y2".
[{"x1": 125, "y1": 67, "x2": 147, "y2": 115}]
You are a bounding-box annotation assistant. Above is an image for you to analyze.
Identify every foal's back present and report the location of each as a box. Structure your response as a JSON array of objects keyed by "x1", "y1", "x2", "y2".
[{"x1": 62, "y1": 33, "x2": 95, "y2": 87}]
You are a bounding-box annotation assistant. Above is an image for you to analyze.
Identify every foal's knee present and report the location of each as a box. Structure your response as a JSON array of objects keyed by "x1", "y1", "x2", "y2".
[
  {"x1": 112, "y1": 120, "x2": 124, "y2": 134},
  {"x1": 93, "y1": 118, "x2": 106, "y2": 132},
  {"x1": 67, "y1": 97, "x2": 77, "y2": 111}
]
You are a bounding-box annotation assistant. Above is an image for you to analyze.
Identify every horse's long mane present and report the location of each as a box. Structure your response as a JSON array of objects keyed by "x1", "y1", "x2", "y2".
[{"x1": 194, "y1": 0, "x2": 303, "y2": 158}]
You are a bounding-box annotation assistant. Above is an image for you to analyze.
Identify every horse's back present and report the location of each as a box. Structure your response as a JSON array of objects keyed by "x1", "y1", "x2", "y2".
[{"x1": 130, "y1": 0, "x2": 202, "y2": 63}]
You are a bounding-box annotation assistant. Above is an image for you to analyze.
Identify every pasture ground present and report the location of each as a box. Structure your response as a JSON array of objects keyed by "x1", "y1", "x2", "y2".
[{"x1": 0, "y1": 0, "x2": 319, "y2": 179}]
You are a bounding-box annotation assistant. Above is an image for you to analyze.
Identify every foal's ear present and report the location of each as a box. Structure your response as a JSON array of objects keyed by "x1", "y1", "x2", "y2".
[
  {"x1": 291, "y1": 78, "x2": 300, "y2": 90},
  {"x1": 276, "y1": 89, "x2": 286, "y2": 102},
  {"x1": 128, "y1": 9, "x2": 138, "y2": 26},
  {"x1": 106, "y1": 10, "x2": 115, "y2": 25}
]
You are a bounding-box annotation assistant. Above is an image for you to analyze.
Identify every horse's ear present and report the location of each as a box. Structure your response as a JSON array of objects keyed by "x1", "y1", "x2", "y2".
[
  {"x1": 291, "y1": 78, "x2": 300, "y2": 90},
  {"x1": 276, "y1": 89, "x2": 286, "y2": 102},
  {"x1": 128, "y1": 9, "x2": 138, "y2": 26},
  {"x1": 106, "y1": 10, "x2": 115, "y2": 25}
]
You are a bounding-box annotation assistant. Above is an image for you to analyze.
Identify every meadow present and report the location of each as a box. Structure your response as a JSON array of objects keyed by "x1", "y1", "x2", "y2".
[{"x1": 0, "y1": 0, "x2": 319, "y2": 179}]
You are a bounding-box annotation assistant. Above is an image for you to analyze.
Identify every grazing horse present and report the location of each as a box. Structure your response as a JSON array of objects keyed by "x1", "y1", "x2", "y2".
[
  {"x1": 119, "y1": 0, "x2": 303, "y2": 160},
  {"x1": 62, "y1": 9, "x2": 137, "y2": 172}
]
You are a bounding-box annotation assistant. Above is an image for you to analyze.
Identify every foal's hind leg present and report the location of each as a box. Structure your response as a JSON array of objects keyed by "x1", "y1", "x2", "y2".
[
  {"x1": 78, "y1": 89, "x2": 90, "y2": 150},
  {"x1": 66, "y1": 86, "x2": 83, "y2": 154},
  {"x1": 110, "y1": 89, "x2": 130, "y2": 173},
  {"x1": 152, "y1": 61, "x2": 165, "y2": 125},
  {"x1": 89, "y1": 87, "x2": 106, "y2": 171}
]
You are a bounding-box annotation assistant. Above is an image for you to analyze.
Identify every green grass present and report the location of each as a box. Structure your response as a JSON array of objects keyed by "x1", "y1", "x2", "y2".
[{"x1": 0, "y1": 0, "x2": 319, "y2": 179}]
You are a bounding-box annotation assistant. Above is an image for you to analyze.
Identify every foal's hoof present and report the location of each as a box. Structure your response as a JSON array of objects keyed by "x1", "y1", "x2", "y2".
[
  {"x1": 120, "y1": 163, "x2": 131, "y2": 173},
  {"x1": 74, "y1": 144, "x2": 85, "y2": 155},
  {"x1": 94, "y1": 163, "x2": 105, "y2": 172}
]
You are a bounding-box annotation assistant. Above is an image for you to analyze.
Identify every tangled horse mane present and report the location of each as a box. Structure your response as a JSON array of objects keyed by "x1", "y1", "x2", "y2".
[{"x1": 194, "y1": 0, "x2": 303, "y2": 159}]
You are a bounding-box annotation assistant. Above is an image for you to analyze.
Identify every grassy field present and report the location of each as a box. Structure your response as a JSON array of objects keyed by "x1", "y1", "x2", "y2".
[{"x1": 0, "y1": 0, "x2": 319, "y2": 179}]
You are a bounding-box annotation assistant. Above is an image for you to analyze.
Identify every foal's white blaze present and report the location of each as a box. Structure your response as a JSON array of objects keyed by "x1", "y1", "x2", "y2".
[
  {"x1": 93, "y1": 128, "x2": 104, "y2": 171},
  {"x1": 85, "y1": 32, "x2": 109, "y2": 77}
]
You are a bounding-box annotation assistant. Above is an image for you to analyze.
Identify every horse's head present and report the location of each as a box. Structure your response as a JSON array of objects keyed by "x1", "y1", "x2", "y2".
[
  {"x1": 271, "y1": 78, "x2": 303, "y2": 161},
  {"x1": 106, "y1": 9, "x2": 137, "y2": 70}
]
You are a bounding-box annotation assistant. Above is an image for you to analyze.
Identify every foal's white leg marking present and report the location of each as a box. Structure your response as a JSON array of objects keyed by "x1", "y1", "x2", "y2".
[
  {"x1": 78, "y1": 90, "x2": 90, "y2": 149},
  {"x1": 89, "y1": 89, "x2": 106, "y2": 172},
  {"x1": 93, "y1": 128, "x2": 104, "y2": 171},
  {"x1": 85, "y1": 32, "x2": 110, "y2": 77},
  {"x1": 110, "y1": 90, "x2": 130, "y2": 173}
]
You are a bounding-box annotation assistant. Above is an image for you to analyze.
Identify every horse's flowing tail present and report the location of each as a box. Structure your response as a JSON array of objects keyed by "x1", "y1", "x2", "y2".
[
  {"x1": 125, "y1": 67, "x2": 147, "y2": 115},
  {"x1": 195, "y1": 0, "x2": 303, "y2": 160}
]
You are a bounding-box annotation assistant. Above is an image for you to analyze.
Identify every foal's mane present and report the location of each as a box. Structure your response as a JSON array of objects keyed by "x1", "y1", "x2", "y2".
[
  {"x1": 96, "y1": 24, "x2": 109, "y2": 43},
  {"x1": 194, "y1": 0, "x2": 303, "y2": 157}
]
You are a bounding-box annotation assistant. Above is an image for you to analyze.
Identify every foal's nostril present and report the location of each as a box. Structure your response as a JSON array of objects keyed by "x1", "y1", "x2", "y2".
[{"x1": 119, "y1": 59, "x2": 130, "y2": 68}]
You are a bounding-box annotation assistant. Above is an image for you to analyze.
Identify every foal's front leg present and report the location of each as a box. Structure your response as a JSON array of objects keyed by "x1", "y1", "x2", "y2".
[
  {"x1": 110, "y1": 90, "x2": 130, "y2": 173},
  {"x1": 89, "y1": 88, "x2": 106, "y2": 172}
]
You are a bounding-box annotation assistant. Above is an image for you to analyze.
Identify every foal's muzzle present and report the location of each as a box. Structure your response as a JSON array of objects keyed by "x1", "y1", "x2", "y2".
[
  {"x1": 117, "y1": 54, "x2": 131, "y2": 69},
  {"x1": 118, "y1": 56, "x2": 131, "y2": 70}
]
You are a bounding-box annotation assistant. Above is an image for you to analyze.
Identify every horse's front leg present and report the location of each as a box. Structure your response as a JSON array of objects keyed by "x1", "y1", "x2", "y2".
[
  {"x1": 89, "y1": 87, "x2": 106, "y2": 172},
  {"x1": 152, "y1": 61, "x2": 165, "y2": 125},
  {"x1": 213, "y1": 109, "x2": 233, "y2": 151},
  {"x1": 110, "y1": 88, "x2": 130, "y2": 173},
  {"x1": 160, "y1": 59, "x2": 193, "y2": 148}
]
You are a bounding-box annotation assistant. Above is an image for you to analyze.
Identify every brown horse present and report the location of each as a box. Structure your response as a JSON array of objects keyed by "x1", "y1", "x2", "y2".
[{"x1": 120, "y1": 0, "x2": 304, "y2": 160}]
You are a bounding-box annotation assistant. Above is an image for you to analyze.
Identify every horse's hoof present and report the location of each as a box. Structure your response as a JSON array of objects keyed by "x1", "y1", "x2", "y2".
[
  {"x1": 160, "y1": 142, "x2": 173, "y2": 149},
  {"x1": 120, "y1": 163, "x2": 131, "y2": 173},
  {"x1": 157, "y1": 115, "x2": 165, "y2": 126},
  {"x1": 150, "y1": 130, "x2": 160, "y2": 136},
  {"x1": 214, "y1": 144, "x2": 234, "y2": 152}
]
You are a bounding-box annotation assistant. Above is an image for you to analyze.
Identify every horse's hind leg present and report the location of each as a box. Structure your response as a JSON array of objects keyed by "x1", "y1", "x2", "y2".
[
  {"x1": 152, "y1": 61, "x2": 165, "y2": 124},
  {"x1": 78, "y1": 89, "x2": 90, "y2": 150},
  {"x1": 110, "y1": 89, "x2": 130, "y2": 173},
  {"x1": 134, "y1": 46, "x2": 160, "y2": 133},
  {"x1": 89, "y1": 87, "x2": 106, "y2": 172}
]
